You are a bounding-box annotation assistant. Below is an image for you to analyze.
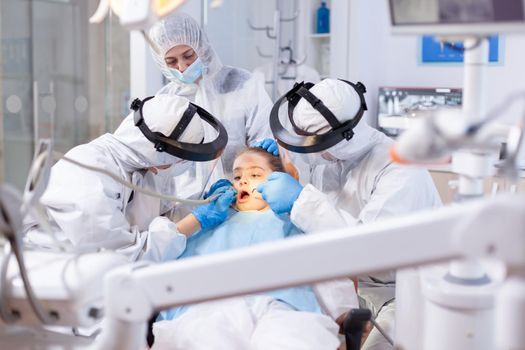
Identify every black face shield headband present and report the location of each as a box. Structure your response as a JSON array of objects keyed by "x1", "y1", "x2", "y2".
[
  {"x1": 270, "y1": 79, "x2": 368, "y2": 154},
  {"x1": 131, "y1": 96, "x2": 228, "y2": 162}
]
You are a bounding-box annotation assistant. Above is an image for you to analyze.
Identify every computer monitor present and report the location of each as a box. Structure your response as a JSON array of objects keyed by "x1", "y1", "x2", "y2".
[
  {"x1": 377, "y1": 87, "x2": 462, "y2": 137},
  {"x1": 389, "y1": 0, "x2": 525, "y2": 35}
]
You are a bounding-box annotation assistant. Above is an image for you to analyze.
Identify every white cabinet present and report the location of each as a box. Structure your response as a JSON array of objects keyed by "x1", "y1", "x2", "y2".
[{"x1": 298, "y1": 0, "x2": 350, "y2": 80}]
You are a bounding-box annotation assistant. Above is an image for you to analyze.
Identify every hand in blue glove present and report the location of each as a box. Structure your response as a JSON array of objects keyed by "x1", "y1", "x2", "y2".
[
  {"x1": 192, "y1": 189, "x2": 236, "y2": 231},
  {"x1": 253, "y1": 138, "x2": 279, "y2": 156},
  {"x1": 204, "y1": 179, "x2": 234, "y2": 199},
  {"x1": 256, "y1": 172, "x2": 303, "y2": 214}
]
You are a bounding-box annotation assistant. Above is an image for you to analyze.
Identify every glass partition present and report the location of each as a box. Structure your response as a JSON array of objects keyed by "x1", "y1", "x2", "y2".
[{"x1": 0, "y1": 0, "x2": 130, "y2": 189}]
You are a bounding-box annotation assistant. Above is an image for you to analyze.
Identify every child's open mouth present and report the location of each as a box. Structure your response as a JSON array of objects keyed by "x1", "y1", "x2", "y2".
[{"x1": 237, "y1": 189, "x2": 251, "y2": 203}]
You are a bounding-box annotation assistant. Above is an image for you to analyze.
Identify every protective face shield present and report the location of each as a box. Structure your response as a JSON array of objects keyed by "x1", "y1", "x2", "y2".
[
  {"x1": 299, "y1": 151, "x2": 338, "y2": 166},
  {"x1": 167, "y1": 57, "x2": 204, "y2": 84},
  {"x1": 269, "y1": 79, "x2": 368, "y2": 155},
  {"x1": 170, "y1": 159, "x2": 193, "y2": 176},
  {"x1": 131, "y1": 95, "x2": 228, "y2": 162},
  {"x1": 154, "y1": 159, "x2": 193, "y2": 178}
]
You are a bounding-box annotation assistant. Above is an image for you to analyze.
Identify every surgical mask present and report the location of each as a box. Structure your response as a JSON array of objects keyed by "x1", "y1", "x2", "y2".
[
  {"x1": 149, "y1": 158, "x2": 194, "y2": 180},
  {"x1": 168, "y1": 58, "x2": 204, "y2": 84},
  {"x1": 327, "y1": 140, "x2": 372, "y2": 168}
]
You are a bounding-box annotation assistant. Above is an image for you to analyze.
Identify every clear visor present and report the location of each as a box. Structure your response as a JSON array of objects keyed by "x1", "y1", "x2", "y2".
[
  {"x1": 295, "y1": 150, "x2": 337, "y2": 167},
  {"x1": 178, "y1": 158, "x2": 222, "y2": 196},
  {"x1": 277, "y1": 145, "x2": 300, "y2": 180}
]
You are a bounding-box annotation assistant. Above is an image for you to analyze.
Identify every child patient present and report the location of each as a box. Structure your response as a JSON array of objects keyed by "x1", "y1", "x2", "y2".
[{"x1": 150, "y1": 147, "x2": 341, "y2": 350}]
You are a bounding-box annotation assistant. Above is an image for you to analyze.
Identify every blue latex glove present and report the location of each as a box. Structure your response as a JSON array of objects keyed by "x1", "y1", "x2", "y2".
[
  {"x1": 256, "y1": 172, "x2": 303, "y2": 214},
  {"x1": 192, "y1": 189, "x2": 236, "y2": 230},
  {"x1": 204, "y1": 179, "x2": 234, "y2": 199},
  {"x1": 253, "y1": 138, "x2": 279, "y2": 156}
]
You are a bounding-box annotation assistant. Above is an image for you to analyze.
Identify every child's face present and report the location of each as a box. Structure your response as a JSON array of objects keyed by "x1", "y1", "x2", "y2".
[{"x1": 232, "y1": 152, "x2": 272, "y2": 212}]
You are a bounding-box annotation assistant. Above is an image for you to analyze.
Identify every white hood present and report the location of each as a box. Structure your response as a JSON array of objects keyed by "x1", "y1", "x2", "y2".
[
  {"x1": 95, "y1": 94, "x2": 204, "y2": 172},
  {"x1": 148, "y1": 12, "x2": 222, "y2": 89},
  {"x1": 293, "y1": 78, "x2": 387, "y2": 164}
]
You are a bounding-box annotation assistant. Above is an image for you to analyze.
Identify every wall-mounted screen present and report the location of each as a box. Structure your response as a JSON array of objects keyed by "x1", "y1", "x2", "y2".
[{"x1": 389, "y1": 0, "x2": 525, "y2": 35}]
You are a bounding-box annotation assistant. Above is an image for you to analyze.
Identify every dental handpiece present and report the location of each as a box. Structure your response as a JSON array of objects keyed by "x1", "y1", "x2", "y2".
[{"x1": 33, "y1": 152, "x2": 219, "y2": 205}]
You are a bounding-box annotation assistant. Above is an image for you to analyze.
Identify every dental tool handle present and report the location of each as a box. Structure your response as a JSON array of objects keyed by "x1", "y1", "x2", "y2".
[{"x1": 343, "y1": 308, "x2": 372, "y2": 350}]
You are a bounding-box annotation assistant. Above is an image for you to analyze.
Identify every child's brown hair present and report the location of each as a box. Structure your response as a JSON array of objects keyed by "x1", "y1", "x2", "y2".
[{"x1": 235, "y1": 147, "x2": 298, "y2": 179}]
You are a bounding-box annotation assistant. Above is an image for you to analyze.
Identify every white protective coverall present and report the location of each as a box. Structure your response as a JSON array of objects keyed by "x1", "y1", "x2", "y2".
[
  {"x1": 24, "y1": 95, "x2": 202, "y2": 261},
  {"x1": 289, "y1": 79, "x2": 442, "y2": 350},
  {"x1": 152, "y1": 296, "x2": 340, "y2": 350},
  {"x1": 148, "y1": 12, "x2": 273, "y2": 210}
]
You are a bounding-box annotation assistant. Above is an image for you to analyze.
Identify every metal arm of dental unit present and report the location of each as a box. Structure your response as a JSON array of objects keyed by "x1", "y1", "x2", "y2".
[
  {"x1": 89, "y1": 193, "x2": 525, "y2": 350},
  {"x1": 390, "y1": 35, "x2": 525, "y2": 350}
]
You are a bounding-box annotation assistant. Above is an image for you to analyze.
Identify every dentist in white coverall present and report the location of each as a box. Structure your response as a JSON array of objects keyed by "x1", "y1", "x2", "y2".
[
  {"x1": 25, "y1": 95, "x2": 224, "y2": 262},
  {"x1": 257, "y1": 78, "x2": 442, "y2": 350}
]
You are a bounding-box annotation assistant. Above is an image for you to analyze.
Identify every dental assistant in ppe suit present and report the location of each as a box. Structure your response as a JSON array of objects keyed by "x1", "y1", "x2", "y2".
[
  {"x1": 257, "y1": 78, "x2": 442, "y2": 350},
  {"x1": 24, "y1": 94, "x2": 228, "y2": 262},
  {"x1": 148, "y1": 12, "x2": 273, "y2": 179}
]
